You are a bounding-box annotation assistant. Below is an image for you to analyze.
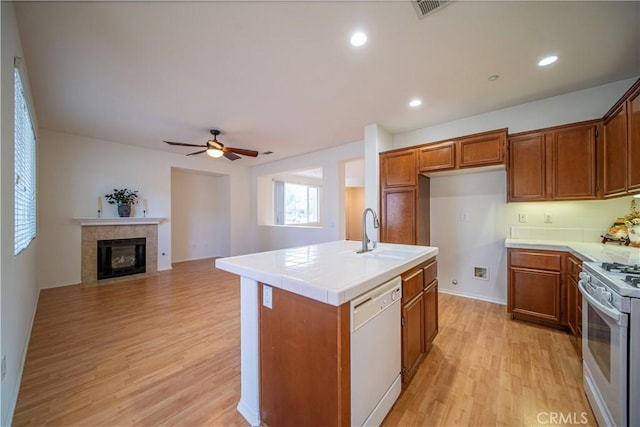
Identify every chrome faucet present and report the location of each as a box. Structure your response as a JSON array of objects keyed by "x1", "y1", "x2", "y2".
[{"x1": 357, "y1": 208, "x2": 380, "y2": 253}]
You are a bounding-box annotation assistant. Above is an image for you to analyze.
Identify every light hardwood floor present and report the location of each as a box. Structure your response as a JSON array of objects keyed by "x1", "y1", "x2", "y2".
[{"x1": 14, "y1": 259, "x2": 594, "y2": 426}]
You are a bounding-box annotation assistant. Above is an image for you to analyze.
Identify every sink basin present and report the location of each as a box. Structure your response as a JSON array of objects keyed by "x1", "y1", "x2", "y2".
[{"x1": 348, "y1": 248, "x2": 416, "y2": 260}]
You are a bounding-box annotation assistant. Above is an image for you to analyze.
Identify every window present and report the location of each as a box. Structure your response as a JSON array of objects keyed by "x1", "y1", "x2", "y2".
[
  {"x1": 258, "y1": 168, "x2": 323, "y2": 227},
  {"x1": 14, "y1": 65, "x2": 37, "y2": 255},
  {"x1": 275, "y1": 182, "x2": 320, "y2": 225}
]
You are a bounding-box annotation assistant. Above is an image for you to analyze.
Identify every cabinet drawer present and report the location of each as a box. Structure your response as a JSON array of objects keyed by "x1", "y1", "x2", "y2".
[
  {"x1": 510, "y1": 250, "x2": 562, "y2": 271},
  {"x1": 402, "y1": 268, "x2": 424, "y2": 303},
  {"x1": 423, "y1": 259, "x2": 437, "y2": 286}
]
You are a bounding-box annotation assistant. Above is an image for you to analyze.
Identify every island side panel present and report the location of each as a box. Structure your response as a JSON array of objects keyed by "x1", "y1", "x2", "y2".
[
  {"x1": 259, "y1": 283, "x2": 350, "y2": 427},
  {"x1": 237, "y1": 277, "x2": 261, "y2": 426}
]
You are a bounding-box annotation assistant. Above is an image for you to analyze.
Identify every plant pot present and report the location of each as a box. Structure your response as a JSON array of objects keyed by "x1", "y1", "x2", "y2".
[
  {"x1": 117, "y1": 204, "x2": 131, "y2": 218},
  {"x1": 628, "y1": 224, "x2": 640, "y2": 248}
]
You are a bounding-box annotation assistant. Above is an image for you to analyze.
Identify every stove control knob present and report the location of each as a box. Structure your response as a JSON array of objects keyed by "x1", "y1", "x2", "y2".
[
  {"x1": 602, "y1": 290, "x2": 612, "y2": 303},
  {"x1": 579, "y1": 272, "x2": 589, "y2": 283}
]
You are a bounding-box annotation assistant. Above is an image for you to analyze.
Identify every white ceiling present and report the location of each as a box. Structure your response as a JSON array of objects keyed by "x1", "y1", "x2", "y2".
[{"x1": 13, "y1": 1, "x2": 640, "y2": 165}]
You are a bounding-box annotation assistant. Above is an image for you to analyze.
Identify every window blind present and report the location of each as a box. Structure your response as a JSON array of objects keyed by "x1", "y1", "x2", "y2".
[{"x1": 14, "y1": 66, "x2": 36, "y2": 255}]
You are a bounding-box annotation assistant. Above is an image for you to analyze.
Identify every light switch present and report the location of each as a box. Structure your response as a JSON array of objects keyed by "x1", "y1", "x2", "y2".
[
  {"x1": 263, "y1": 285, "x2": 273, "y2": 309},
  {"x1": 518, "y1": 213, "x2": 527, "y2": 223},
  {"x1": 544, "y1": 213, "x2": 553, "y2": 223}
]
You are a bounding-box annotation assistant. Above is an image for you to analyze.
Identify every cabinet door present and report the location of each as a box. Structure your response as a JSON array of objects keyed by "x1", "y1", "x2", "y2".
[
  {"x1": 628, "y1": 86, "x2": 640, "y2": 192},
  {"x1": 418, "y1": 141, "x2": 456, "y2": 172},
  {"x1": 423, "y1": 280, "x2": 438, "y2": 350},
  {"x1": 508, "y1": 133, "x2": 547, "y2": 201},
  {"x1": 381, "y1": 187, "x2": 416, "y2": 244},
  {"x1": 551, "y1": 124, "x2": 597, "y2": 200},
  {"x1": 458, "y1": 131, "x2": 506, "y2": 168},
  {"x1": 603, "y1": 104, "x2": 628, "y2": 196},
  {"x1": 509, "y1": 267, "x2": 562, "y2": 323},
  {"x1": 381, "y1": 150, "x2": 417, "y2": 187},
  {"x1": 402, "y1": 293, "x2": 424, "y2": 384}
]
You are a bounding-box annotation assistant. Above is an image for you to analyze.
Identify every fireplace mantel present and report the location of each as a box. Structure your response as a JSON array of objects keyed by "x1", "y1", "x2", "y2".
[{"x1": 74, "y1": 217, "x2": 165, "y2": 226}]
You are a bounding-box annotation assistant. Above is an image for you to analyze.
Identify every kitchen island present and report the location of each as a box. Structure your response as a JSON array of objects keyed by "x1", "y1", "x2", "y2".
[{"x1": 216, "y1": 240, "x2": 438, "y2": 427}]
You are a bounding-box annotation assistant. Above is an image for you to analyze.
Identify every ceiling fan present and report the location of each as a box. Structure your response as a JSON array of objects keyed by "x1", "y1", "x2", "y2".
[{"x1": 164, "y1": 129, "x2": 259, "y2": 161}]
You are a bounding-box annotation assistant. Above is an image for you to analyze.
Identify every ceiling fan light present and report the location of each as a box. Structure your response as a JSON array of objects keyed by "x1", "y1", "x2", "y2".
[{"x1": 206, "y1": 148, "x2": 223, "y2": 158}]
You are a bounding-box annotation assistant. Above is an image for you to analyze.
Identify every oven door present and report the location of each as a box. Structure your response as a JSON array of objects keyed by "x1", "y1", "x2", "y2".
[{"x1": 579, "y1": 280, "x2": 628, "y2": 427}]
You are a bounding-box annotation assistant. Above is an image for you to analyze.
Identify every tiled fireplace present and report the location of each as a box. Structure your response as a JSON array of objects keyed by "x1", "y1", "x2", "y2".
[{"x1": 78, "y1": 218, "x2": 162, "y2": 284}]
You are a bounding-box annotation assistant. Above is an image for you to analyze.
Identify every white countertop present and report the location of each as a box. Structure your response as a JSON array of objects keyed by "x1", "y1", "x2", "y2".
[
  {"x1": 215, "y1": 240, "x2": 438, "y2": 306},
  {"x1": 505, "y1": 238, "x2": 640, "y2": 264}
]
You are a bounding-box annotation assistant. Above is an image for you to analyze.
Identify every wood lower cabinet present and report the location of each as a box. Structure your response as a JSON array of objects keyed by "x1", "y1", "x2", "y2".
[
  {"x1": 401, "y1": 258, "x2": 438, "y2": 385},
  {"x1": 567, "y1": 254, "x2": 583, "y2": 358},
  {"x1": 507, "y1": 249, "x2": 565, "y2": 327},
  {"x1": 424, "y1": 279, "x2": 438, "y2": 349},
  {"x1": 381, "y1": 187, "x2": 416, "y2": 244},
  {"x1": 259, "y1": 284, "x2": 350, "y2": 427},
  {"x1": 402, "y1": 290, "x2": 425, "y2": 384}
]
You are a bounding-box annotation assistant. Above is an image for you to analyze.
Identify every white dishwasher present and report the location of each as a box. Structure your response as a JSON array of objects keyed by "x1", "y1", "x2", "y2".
[{"x1": 351, "y1": 276, "x2": 402, "y2": 427}]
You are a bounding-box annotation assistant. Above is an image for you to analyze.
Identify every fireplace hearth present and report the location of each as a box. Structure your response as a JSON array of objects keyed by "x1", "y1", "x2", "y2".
[{"x1": 97, "y1": 238, "x2": 146, "y2": 280}]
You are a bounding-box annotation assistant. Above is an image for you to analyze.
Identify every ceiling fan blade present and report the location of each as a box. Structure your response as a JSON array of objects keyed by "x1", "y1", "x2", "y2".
[
  {"x1": 224, "y1": 147, "x2": 259, "y2": 157},
  {"x1": 164, "y1": 141, "x2": 207, "y2": 148},
  {"x1": 223, "y1": 151, "x2": 241, "y2": 161},
  {"x1": 186, "y1": 149, "x2": 207, "y2": 156}
]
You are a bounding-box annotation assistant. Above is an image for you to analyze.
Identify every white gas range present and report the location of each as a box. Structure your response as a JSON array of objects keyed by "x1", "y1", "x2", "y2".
[{"x1": 579, "y1": 261, "x2": 640, "y2": 427}]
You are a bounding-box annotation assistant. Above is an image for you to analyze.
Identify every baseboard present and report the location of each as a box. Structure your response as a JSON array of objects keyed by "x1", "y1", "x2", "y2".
[
  {"x1": 171, "y1": 256, "x2": 220, "y2": 264},
  {"x1": 2, "y1": 288, "x2": 40, "y2": 426},
  {"x1": 39, "y1": 280, "x2": 80, "y2": 290},
  {"x1": 439, "y1": 288, "x2": 507, "y2": 306},
  {"x1": 236, "y1": 399, "x2": 261, "y2": 427}
]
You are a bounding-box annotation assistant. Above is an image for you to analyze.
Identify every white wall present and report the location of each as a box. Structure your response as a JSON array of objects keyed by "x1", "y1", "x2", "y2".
[
  {"x1": 393, "y1": 77, "x2": 638, "y2": 304},
  {"x1": 37, "y1": 129, "x2": 251, "y2": 288},
  {"x1": 249, "y1": 140, "x2": 363, "y2": 252},
  {"x1": 364, "y1": 124, "x2": 392, "y2": 242},
  {"x1": 170, "y1": 168, "x2": 230, "y2": 262},
  {"x1": 1, "y1": 3, "x2": 40, "y2": 424}
]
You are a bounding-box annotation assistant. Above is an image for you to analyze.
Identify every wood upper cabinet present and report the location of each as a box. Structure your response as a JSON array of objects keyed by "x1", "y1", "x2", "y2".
[
  {"x1": 418, "y1": 129, "x2": 507, "y2": 173},
  {"x1": 458, "y1": 131, "x2": 506, "y2": 168},
  {"x1": 418, "y1": 141, "x2": 456, "y2": 172},
  {"x1": 508, "y1": 132, "x2": 547, "y2": 201},
  {"x1": 508, "y1": 121, "x2": 600, "y2": 202},
  {"x1": 508, "y1": 249, "x2": 564, "y2": 326},
  {"x1": 628, "y1": 84, "x2": 640, "y2": 192},
  {"x1": 552, "y1": 123, "x2": 598, "y2": 200},
  {"x1": 603, "y1": 104, "x2": 628, "y2": 197},
  {"x1": 381, "y1": 149, "x2": 417, "y2": 187}
]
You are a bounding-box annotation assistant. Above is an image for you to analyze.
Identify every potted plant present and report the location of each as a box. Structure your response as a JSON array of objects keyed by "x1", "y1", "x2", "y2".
[
  {"x1": 625, "y1": 198, "x2": 640, "y2": 247},
  {"x1": 105, "y1": 188, "x2": 139, "y2": 217}
]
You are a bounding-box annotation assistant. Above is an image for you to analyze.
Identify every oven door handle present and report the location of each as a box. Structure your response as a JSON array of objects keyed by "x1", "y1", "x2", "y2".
[{"x1": 578, "y1": 280, "x2": 625, "y2": 325}]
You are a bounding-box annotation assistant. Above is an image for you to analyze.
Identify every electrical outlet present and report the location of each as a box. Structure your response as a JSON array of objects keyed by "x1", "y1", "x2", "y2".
[
  {"x1": 263, "y1": 285, "x2": 273, "y2": 309},
  {"x1": 1, "y1": 355, "x2": 6, "y2": 381},
  {"x1": 459, "y1": 212, "x2": 470, "y2": 222},
  {"x1": 518, "y1": 213, "x2": 527, "y2": 223},
  {"x1": 544, "y1": 213, "x2": 553, "y2": 223}
]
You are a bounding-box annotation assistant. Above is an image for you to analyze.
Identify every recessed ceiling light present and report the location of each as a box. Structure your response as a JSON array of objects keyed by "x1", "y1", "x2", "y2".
[
  {"x1": 409, "y1": 98, "x2": 422, "y2": 108},
  {"x1": 488, "y1": 74, "x2": 500, "y2": 82},
  {"x1": 350, "y1": 32, "x2": 367, "y2": 47},
  {"x1": 538, "y1": 55, "x2": 558, "y2": 67}
]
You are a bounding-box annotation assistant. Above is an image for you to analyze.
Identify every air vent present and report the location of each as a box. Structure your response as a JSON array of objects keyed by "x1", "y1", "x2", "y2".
[{"x1": 412, "y1": 0, "x2": 451, "y2": 18}]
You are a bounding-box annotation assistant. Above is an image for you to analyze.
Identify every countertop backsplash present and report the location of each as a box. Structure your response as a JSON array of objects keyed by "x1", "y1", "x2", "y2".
[{"x1": 510, "y1": 226, "x2": 605, "y2": 243}]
